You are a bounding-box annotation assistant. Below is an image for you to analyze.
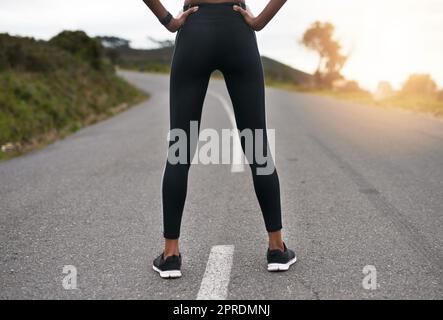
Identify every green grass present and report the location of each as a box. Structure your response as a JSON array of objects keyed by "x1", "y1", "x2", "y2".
[
  {"x1": 0, "y1": 70, "x2": 147, "y2": 160},
  {"x1": 118, "y1": 63, "x2": 171, "y2": 74},
  {"x1": 377, "y1": 95, "x2": 443, "y2": 116},
  {"x1": 0, "y1": 33, "x2": 148, "y2": 160},
  {"x1": 268, "y1": 80, "x2": 443, "y2": 118}
]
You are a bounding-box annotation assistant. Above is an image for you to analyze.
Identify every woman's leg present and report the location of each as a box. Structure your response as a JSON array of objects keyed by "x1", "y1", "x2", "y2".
[
  {"x1": 162, "y1": 26, "x2": 213, "y2": 254},
  {"x1": 162, "y1": 70, "x2": 211, "y2": 245},
  {"x1": 220, "y1": 29, "x2": 284, "y2": 250}
]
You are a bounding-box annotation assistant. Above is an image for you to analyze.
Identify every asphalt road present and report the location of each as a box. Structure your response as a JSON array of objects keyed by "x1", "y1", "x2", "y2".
[{"x1": 1, "y1": 71, "x2": 442, "y2": 299}]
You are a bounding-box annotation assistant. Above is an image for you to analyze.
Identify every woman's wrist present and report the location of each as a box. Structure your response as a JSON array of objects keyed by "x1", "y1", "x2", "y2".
[
  {"x1": 165, "y1": 18, "x2": 180, "y2": 32},
  {"x1": 252, "y1": 16, "x2": 266, "y2": 31},
  {"x1": 159, "y1": 11, "x2": 173, "y2": 26}
]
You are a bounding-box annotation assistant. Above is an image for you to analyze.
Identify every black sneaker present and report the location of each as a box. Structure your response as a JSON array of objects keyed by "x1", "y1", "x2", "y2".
[
  {"x1": 152, "y1": 253, "x2": 182, "y2": 278},
  {"x1": 267, "y1": 243, "x2": 297, "y2": 272}
]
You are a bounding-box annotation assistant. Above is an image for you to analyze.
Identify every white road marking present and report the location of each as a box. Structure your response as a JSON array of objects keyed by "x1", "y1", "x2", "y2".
[
  {"x1": 196, "y1": 245, "x2": 235, "y2": 300},
  {"x1": 208, "y1": 91, "x2": 246, "y2": 172},
  {"x1": 208, "y1": 90, "x2": 277, "y2": 172}
]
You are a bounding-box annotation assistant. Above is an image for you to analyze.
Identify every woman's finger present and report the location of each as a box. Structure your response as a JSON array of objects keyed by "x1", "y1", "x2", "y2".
[
  {"x1": 233, "y1": 5, "x2": 248, "y2": 17},
  {"x1": 182, "y1": 6, "x2": 199, "y2": 18}
]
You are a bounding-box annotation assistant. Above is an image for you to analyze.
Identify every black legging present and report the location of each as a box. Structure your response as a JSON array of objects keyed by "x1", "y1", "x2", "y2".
[{"x1": 162, "y1": 2, "x2": 282, "y2": 239}]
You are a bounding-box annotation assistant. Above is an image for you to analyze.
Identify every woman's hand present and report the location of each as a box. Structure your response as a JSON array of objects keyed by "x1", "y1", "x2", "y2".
[
  {"x1": 166, "y1": 6, "x2": 199, "y2": 32},
  {"x1": 233, "y1": 5, "x2": 263, "y2": 31},
  {"x1": 233, "y1": 0, "x2": 287, "y2": 31}
]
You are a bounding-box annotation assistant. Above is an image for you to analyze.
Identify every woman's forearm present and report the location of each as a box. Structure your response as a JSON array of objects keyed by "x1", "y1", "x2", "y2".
[
  {"x1": 254, "y1": 0, "x2": 287, "y2": 30},
  {"x1": 142, "y1": 0, "x2": 168, "y2": 20}
]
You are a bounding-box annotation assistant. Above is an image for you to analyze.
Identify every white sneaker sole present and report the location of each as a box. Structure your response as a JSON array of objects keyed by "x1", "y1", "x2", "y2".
[
  {"x1": 153, "y1": 266, "x2": 182, "y2": 278},
  {"x1": 267, "y1": 256, "x2": 297, "y2": 272}
]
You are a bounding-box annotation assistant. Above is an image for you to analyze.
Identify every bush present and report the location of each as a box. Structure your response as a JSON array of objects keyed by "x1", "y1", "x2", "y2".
[
  {"x1": 0, "y1": 33, "x2": 72, "y2": 73},
  {"x1": 336, "y1": 80, "x2": 365, "y2": 93},
  {"x1": 401, "y1": 74, "x2": 437, "y2": 97},
  {"x1": 49, "y1": 31, "x2": 111, "y2": 71}
]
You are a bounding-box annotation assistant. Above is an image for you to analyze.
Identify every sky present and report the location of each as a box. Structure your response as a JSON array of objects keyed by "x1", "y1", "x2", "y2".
[{"x1": 1, "y1": 0, "x2": 442, "y2": 91}]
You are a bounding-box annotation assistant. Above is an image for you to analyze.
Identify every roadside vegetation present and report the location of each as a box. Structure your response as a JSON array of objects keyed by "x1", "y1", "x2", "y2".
[
  {"x1": 99, "y1": 36, "x2": 312, "y2": 85},
  {"x1": 100, "y1": 28, "x2": 443, "y2": 118},
  {"x1": 269, "y1": 77, "x2": 443, "y2": 117},
  {"x1": 294, "y1": 21, "x2": 443, "y2": 117},
  {"x1": 0, "y1": 31, "x2": 147, "y2": 160}
]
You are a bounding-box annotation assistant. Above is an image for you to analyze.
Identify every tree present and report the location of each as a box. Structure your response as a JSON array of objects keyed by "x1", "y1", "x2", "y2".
[
  {"x1": 401, "y1": 74, "x2": 437, "y2": 97},
  {"x1": 96, "y1": 36, "x2": 130, "y2": 49},
  {"x1": 147, "y1": 37, "x2": 175, "y2": 48},
  {"x1": 302, "y1": 21, "x2": 347, "y2": 87},
  {"x1": 95, "y1": 36, "x2": 131, "y2": 65}
]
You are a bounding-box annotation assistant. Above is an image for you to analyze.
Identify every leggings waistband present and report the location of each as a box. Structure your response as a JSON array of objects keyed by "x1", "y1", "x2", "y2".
[{"x1": 183, "y1": 2, "x2": 246, "y2": 11}]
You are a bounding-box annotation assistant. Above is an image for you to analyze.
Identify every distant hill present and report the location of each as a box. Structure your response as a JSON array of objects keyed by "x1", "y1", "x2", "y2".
[
  {"x1": 260, "y1": 56, "x2": 312, "y2": 85},
  {"x1": 110, "y1": 46, "x2": 173, "y2": 73},
  {"x1": 105, "y1": 44, "x2": 313, "y2": 85}
]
